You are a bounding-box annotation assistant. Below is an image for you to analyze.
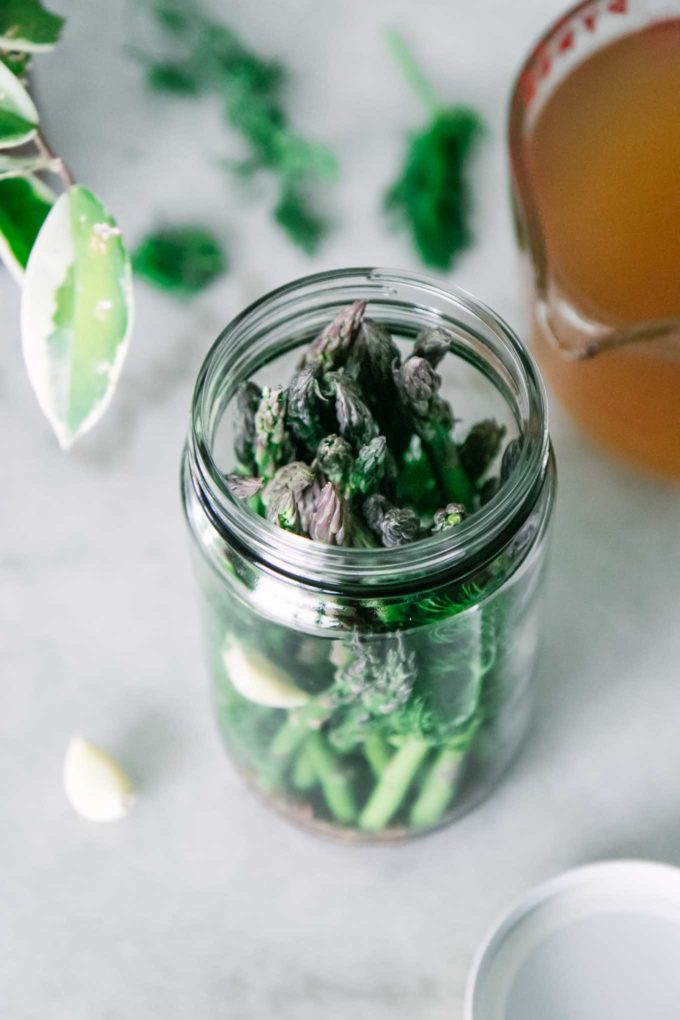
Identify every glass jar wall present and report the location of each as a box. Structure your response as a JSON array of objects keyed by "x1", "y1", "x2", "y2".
[{"x1": 182, "y1": 269, "x2": 556, "y2": 843}]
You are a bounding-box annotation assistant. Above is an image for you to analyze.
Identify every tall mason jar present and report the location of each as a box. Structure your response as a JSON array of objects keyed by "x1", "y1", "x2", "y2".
[{"x1": 182, "y1": 269, "x2": 556, "y2": 843}]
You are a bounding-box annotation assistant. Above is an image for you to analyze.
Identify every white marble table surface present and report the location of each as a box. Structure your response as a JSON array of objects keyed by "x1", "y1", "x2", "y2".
[{"x1": 2, "y1": 1, "x2": 679, "y2": 1017}]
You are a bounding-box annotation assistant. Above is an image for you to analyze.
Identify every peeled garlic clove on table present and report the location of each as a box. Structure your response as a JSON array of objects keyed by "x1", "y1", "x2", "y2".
[{"x1": 63, "y1": 736, "x2": 135, "y2": 822}]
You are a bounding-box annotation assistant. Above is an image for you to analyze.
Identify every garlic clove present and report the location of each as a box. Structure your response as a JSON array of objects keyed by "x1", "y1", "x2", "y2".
[
  {"x1": 223, "y1": 642, "x2": 310, "y2": 708},
  {"x1": 63, "y1": 736, "x2": 135, "y2": 822}
]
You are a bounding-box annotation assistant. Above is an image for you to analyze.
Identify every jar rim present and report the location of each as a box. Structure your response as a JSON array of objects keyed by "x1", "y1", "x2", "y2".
[{"x1": 186, "y1": 267, "x2": 551, "y2": 591}]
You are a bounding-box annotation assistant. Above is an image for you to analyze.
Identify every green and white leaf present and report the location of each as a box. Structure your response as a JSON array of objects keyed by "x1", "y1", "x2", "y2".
[
  {"x1": 0, "y1": 0, "x2": 64, "y2": 53},
  {"x1": 0, "y1": 151, "x2": 57, "y2": 179},
  {"x1": 0, "y1": 51, "x2": 31, "y2": 78},
  {"x1": 0, "y1": 173, "x2": 53, "y2": 280},
  {"x1": 21, "y1": 185, "x2": 134, "y2": 449},
  {"x1": 0, "y1": 60, "x2": 39, "y2": 147}
]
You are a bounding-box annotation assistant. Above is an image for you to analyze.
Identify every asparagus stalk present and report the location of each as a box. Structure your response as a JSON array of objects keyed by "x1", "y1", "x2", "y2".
[
  {"x1": 363, "y1": 732, "x2": 391, "y2": 779},
  {"x1": 270, "y1": 702, "x2": 331, "y2": 761},
  {"x1": 292, "y1": 743, "x2": 317, "y2": 791},
  {"x1": 420, "y1": 426, "x2": 475, "y2": 510},
  {"x1": 409, "y1": 745, "x2": 465, "y2": 828},
  {"x1": 254, "y1": 386, "x2": 289, "y2": 480},
  {"x1": 358, "y1": 736, "x2": 430, "y2": 831},
  {"x1": 305, "y1": 732, "x2": 357, "y2": 824},
  {"x1": 394, "y1": 354, "x2": 475, "y2": 510}
]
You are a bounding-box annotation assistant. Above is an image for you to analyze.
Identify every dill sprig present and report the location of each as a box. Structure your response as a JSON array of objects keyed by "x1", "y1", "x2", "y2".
[
  {"x1": 135, "y1": 0, "x2": 337, "y2": 253},
  {"x1": 385, "y1": 29, "x2": 484, "y2": 270}
]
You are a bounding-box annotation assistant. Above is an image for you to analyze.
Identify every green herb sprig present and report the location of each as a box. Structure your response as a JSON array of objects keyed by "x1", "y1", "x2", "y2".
[
  {"x1": 136, "y1": 0, "x2": 338, "y2": 253},
  {"x1": 385, "y1": 29, "x2": 484, "y2": 270},
  {"x1": 132, "y1": 225, "x2": 226, "y2": 295}
]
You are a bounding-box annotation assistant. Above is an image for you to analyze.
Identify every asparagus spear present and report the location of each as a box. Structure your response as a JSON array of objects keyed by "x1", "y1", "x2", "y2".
[
  {"x1": 304, "y1": 299, "x2": 366, "y2": 371},
  {"x1": 314, "y1": 434, "x2": 353, "y2": 489},
  {"x1": 270, "y1": 702, "x2": 331, "y2": 760},
  {"x1": 261, "y1": 462, "x2": 314, "y2": 533},
  {"x1": 459, "y1": 419, "x2": 507, "y2": 483},
  {"x1": 349, "y1": 436, "x2": 388, "y2": 496},
  {"x1": 224, "y1": 473, "x2": 265, "y2": 501},
  {"x1": 431, "y1": 502, "x2": 466, "y2": 534},
  {"x1": 254, "y1": 385, "x2": 290, "y2": 480},
  {"x1": 305, "y1": 732, "x2": 357, "y2": 824},
  {"x1": 348, "y1": 317, "x2": 408, "y2": 456},
  {"x1": 286, "y1": 366, "x2": 327, "y2": 454},
  {"x1": 322, "y1": 370, "x2": 379, "y2": 449},
  {"x1": 363, "y1": 732, "x2": 392, "y2": 779},
  {"x1": 364, "y1": 493, "x2": 421, "y2": 547},
  {"x1": 292, "y1": 743, "x2": 318, "y2": 792},
  {"x1": 308, "y1": 482, "x2": 351, "y2": 545},
  {"x1": 233, "y1": 380, "x2": 262, "y2": 470},
  {"x1": 394, "y1": 349, "x2": 475, "y2": 509},
  {"x1": 409, "y1": 744, "x2": 465, "y2": 828},
  {"x1": 358, "y1": 736, "x2": 430, "y2": 831}
]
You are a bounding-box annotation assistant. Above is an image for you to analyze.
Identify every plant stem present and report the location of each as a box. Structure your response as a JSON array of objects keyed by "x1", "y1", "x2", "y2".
[
  {"x1": 34, "y1": 131, "x2": 74, "y2": 191},
  {"x1": 409, "y1": 745, "x2": 465, "y2": 828},
  {"x1": 358, "y1": 736, "x2": 429, "y2": 831},
  {"x1": 385, "y1": 28, "x2": 440, "y2": 115},
  {"x1": 305, "y1": 732, "x2": 357, "y2": 824}
]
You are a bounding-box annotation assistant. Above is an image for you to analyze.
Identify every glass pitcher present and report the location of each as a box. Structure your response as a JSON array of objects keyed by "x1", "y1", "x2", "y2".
[{"x1": 509, "y1": 0, "x2": 680, "y2": 478}]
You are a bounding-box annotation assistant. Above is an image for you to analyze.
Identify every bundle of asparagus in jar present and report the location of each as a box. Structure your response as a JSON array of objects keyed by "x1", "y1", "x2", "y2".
[{"x1": 183, "y1": 286, "x2": 554, "y2": 842}]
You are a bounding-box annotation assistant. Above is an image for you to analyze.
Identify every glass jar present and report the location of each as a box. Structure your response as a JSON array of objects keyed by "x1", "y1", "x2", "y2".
[
  {"x1": 181, "y1": 268, "x2": 556, "y2": 843},
  {"x1": 509, "y1": 1, "x2": 680, "y2": 477}
]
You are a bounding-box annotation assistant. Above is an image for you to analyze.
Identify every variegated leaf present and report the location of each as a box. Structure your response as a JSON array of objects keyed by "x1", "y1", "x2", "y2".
[
  {"x1": 0, "y1": 0, "x2": 64, "y2": 53},
  {"x1": 0, "y1": 51, "x2": 31, "y2": 77},
  {"x1": 0, "y1": 151, "x2": 56, "y2": 179},
  {"x1": 0, "y1": 60, "x2": 39, "y2": 148},
  {"x1": 21, "y1": 185, "x2": 134, "y2": 449},
  {"x1": 0, "y1": 173, "x2": 53, "y2": 280}
]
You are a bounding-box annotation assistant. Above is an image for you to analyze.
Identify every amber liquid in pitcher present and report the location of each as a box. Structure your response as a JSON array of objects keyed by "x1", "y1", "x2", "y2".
[{"x1": 527, "y1": 19, "x2": 680, "y2": 477}]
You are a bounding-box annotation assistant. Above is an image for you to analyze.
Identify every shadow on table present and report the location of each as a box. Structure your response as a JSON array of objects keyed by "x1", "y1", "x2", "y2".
[
  {"x1": 117, "y1": 708, "x2": 190, "y2": 794},
  {"x1": 518, "y1": 416, "x2": 678, "y2": 772},
  {"x1": 581, "y1": 817, "x2": 680, "y2": 870}
]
